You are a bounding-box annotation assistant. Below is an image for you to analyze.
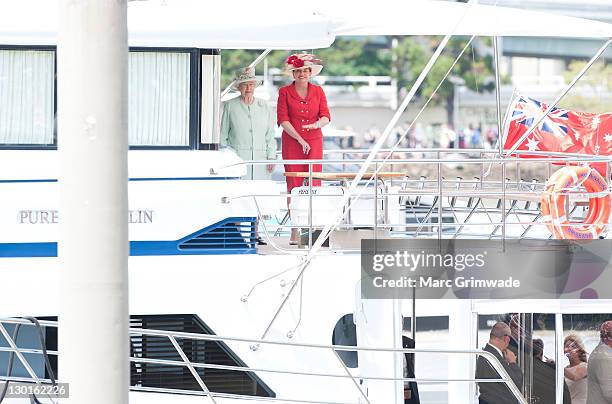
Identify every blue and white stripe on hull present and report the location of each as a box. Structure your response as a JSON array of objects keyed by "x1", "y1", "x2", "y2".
[{"x1": 0, "y1": 217, "x2": 258, "y2": 257}]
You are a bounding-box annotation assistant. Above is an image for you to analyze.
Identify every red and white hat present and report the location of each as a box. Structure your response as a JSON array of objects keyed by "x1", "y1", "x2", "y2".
[{"x1": 284, "y1": 53, "x2": 323, "y2": 77}]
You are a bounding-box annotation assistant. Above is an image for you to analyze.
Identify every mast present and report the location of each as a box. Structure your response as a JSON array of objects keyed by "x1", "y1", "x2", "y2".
[{"x1": 57, "y1": 1, "x2": 129, "y2": 403}]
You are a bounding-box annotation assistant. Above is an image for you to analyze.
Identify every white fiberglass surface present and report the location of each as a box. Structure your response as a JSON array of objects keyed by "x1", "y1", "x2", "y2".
[{"x1": 2, "y1": 0, "x2": 612, "y2": 48}]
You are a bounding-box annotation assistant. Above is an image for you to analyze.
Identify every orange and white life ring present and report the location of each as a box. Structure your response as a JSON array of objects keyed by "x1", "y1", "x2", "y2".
[{"x1": 540, "y1": 166, "x2": 611, "y2": 239}]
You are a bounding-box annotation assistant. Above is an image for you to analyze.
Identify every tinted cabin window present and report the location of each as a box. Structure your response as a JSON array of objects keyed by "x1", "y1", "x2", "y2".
[
  {"x1": 130, "y1": 314, "x2": 274, "y2": 397},
  {"x1": 3, "y1": 315, "x2": 274, "y2": 398},
  {"x1": 332, "y1": 314, "x2": 358, "y2": 368},
  {"x1": 0, "y1": 323, "x2": 48, "y2": 379}
]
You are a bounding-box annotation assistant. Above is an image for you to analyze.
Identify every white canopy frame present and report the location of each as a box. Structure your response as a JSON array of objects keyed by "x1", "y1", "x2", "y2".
[{"x1": 2, "y1": 0, "x2": 612, "y2": 48}]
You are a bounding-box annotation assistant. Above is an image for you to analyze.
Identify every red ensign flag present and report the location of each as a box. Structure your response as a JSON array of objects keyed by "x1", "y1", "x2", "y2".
[{"x1": 503, "y1": 95, "x2": 612, "y2": 175}]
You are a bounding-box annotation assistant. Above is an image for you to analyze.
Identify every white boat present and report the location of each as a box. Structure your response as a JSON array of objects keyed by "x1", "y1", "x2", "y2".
[{"x1": 1, "y1": 1, "x2": 612, "y2": 404}]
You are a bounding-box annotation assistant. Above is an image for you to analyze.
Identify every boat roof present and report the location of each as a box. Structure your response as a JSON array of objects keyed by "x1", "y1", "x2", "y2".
[
  {"x1": 0, "y1": 0, "x2": 335, "y2": 49},
  {"x1": 330, "y1": 0, "x2": 612, "y2": 38},
  {"x1": 1, "y1": 0, "x2": 611, "y2": 48}
]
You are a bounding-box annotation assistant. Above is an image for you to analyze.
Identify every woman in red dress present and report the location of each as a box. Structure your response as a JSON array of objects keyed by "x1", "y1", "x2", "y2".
[{"x1": 277, "y1": 53, "x2": 331, "y2": 244}]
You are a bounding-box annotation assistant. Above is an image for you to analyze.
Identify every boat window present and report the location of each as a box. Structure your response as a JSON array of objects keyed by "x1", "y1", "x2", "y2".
[
  {"x1": 200, "y1": 53, "x2": 220, "y2": 145},
  {"x1": 129, "y1": 314, "x2": 274, "y2": 397},
  {"x1": 562, "y1": 313, "x2": 612, "y2": 365},
  {"x1": 128, "y1": 51, "x2": 190, "y2": 146},
  {"x1": 0, "y1": 323, "x2": 49, "y2": 379},
  {"x1": 477, "y1": 312, "x2": 560, "y2": 404},
  {"x1": 332, "y1": 314, "x2": 358, "y2": 368},
  {"x1": 1, "y1": 315, "x2": 274, "y2": 398},
  {"x1": 0, "y1": 49, "x2": 55, "y2": 146}
]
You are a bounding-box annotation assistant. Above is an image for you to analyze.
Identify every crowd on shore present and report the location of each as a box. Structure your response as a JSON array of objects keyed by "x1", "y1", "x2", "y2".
[{"x1": 337, "y1": 122, "x2": 500, "y2": 151}]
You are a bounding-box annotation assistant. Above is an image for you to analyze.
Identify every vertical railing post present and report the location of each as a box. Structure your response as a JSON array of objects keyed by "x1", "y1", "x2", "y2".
[
  {"x1": 555, "y1": 313, "x2": 565, "y2": 404},
  {"x1": 168, "y1": 336, "x2": 218, "y2": 404},
  {"x1": 502, "y1": 161, "x2": 507, "y2": 244},
  {"x1": 438, "y1": 152, "x2": 443, "y2": 240},
  {"x1": 493, "y1": 36, "x2": 503, "y2": 160},
  {"x1": 308, "y1": 162, "x2": 313, "y2": 249},
  {"x1": 330, "y1": 348, "x2": 371, "y2": 404},
  {"x1": 480, "y1": 151, "x2": 485, "y2": 188},
  {"x1": 374, "y1": 162, "x2": 379, "y2": 239}
]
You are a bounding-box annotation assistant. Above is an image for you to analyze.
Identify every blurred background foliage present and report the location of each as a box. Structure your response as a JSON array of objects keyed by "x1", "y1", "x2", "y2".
[
  {"x1": 220, "y1": 36, "x2": 612, "y2": 125},
  {"x1": 220, "y1": 37, "x2": 393, "y2": 86},
  {"x1": 220, "y1": 36, "x2": 498, "y2": 124},
  {"x1": 559, "y1": 60, "x2": 612, "y2": 112}
]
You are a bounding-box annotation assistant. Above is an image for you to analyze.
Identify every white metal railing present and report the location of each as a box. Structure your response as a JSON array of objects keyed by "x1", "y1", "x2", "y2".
[
  {"x1": 0, "y1": 317, "x2": 527, "y2": 404},
  {"x1": 213, "y1": 148, "x2": 612, "y2": 252}
]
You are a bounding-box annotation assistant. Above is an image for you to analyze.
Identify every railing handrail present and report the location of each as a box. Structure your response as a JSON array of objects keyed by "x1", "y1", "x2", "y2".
[
  {"x1": 268, "y1": 146, "x2": 611, "y2": 158},
  {"x1": 213, "y1": 154, "x2": 612, "y2": 173},
  {"x1": 0, "y1": 317, "x2": 500, "y2": 352},
  {"x1": 0, "y1": 317, "x2": 527, "y2": 404},
  {"x1": 214, "y1": 157, "x2": 607, "y2": 249}
]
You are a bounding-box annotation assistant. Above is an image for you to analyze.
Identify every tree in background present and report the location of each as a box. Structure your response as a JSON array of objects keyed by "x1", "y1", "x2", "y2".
[
  {"x1": 220, "y1": 38, "x2": 390, "y2": 89},
  {"x1": 559, "y1": 60, "x2": 612, "y2": 113},
  {"x1": 220, "y1": 36, "x2": 497, "y2": 126},
  {"x1": 392, "y1": 36, "x2": 496, "y2": 126},
  {"x1": 220, "y1": 49, "x2": 265, "y2": 89},
  {"x1": 391, "y1": 36, "x2": 428, "y2": 95},
  {"x1": 317, "y1": 38, "x2": 390, "y2": 77}
]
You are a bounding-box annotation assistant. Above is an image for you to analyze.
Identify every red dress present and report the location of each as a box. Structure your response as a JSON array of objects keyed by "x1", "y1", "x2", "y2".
[{"x1": 277, "y1": 82, "x2": 331, "y2": 193}]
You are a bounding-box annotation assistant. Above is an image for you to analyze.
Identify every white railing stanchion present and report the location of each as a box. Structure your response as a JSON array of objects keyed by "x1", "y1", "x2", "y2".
[
  {"x1": 374, "y1": 162, "x2": 378, "y2": 239},
  {"x1": 309, "y1": 162, "x2": 313, "y2": 249},
  {"x1": 330, "y1": 348, "x2": 371, "y2": 404},
  {"x1": 168, "y1": 335, "x2": 218, "y2": 404}
]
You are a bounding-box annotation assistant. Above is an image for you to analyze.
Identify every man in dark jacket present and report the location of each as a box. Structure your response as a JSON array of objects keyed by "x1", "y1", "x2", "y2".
[
  {"x1": 476, "y1": 322, "x2": 524, "y2": 404},
  {"x1": 531, "y1": 338, "x2": 571, "y2": 404},
  {"x1": 402, "y1": 335, "x2": 420, "y2": 404}
]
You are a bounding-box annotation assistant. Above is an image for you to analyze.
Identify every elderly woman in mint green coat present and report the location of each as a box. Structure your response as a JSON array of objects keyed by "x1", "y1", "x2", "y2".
[{"x1": 221, "y1": 67, "x2": 277, "y2": 180}]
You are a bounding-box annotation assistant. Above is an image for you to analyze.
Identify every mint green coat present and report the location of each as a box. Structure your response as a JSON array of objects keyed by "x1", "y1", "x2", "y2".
[{"x1": 220, "y1": 97, "x2": 277, "y2": 180}]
